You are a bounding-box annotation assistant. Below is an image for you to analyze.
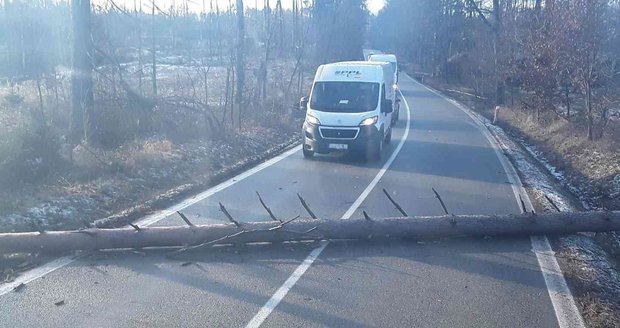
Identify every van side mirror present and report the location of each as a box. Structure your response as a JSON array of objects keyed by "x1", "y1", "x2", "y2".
[
  {"x1": 381, "y1": 99, "x2": 393, "y2": 113},
  {"x1": 299, "y1": 96, "x2": 309, "y2": 111}
]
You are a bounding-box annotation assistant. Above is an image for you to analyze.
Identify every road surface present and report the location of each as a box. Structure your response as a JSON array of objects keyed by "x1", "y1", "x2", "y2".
[{"x1": 0, "y1": 75, "x2": 578, "y2": 327}]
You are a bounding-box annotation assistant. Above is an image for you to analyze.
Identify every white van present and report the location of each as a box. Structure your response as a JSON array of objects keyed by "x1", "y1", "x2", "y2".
[
  {"x1": 368, "y1": 54, "x2": 400, "y2": 124},
  {"x1": 368, "y1": 54, "x2": 398, "y2": 83},
  {"x1": 299, "y1": 61, "x2": 395, "y2": 160}
]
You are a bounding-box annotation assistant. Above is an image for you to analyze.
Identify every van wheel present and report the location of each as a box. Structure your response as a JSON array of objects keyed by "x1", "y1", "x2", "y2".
[
  {"x1": 303, "y1": 147, "x2": 314, "y2": 159},
  {"x1": 367, "y1": 138, "x2": 382, "y2": 161},
  {"x1": 385, "y1": 127, "x2": 392, "y2": 144},
  {"x1": 394, "y1": 101, "x2": 400, "y2": 121}
]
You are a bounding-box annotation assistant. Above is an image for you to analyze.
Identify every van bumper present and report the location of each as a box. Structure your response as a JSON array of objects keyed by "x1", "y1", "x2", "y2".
[{"x1": 302, "y1": 122, "x2": 381, "y2": 154}]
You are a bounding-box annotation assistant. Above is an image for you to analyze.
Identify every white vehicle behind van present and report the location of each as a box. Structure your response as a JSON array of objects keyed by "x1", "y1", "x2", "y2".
[
  {"x1": 299, "y1": 61, "x2": 395, "y2": 160},
  {"x1": 368, "y1": 54, "x2": 398, "y2": 83},
  {"x1": 368, "y1": 54, "x2": 400, "y2": 124}
]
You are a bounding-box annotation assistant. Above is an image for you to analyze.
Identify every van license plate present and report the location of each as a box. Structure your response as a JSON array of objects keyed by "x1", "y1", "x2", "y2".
[{"x1": 329, "y1": 143, "x2": 348, "y2": 150}]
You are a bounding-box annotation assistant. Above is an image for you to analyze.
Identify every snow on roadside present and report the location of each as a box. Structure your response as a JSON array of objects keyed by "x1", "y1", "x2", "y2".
[
  {"x1": 433, "y1": 87, "x2": 620, "y2": 321},
  {"x1": 560, "y1": 235, "x2": 620, "y2": 296},
  {"x1": 521, "y1": 141, "x2": 597, "y2": 210},
  {"x1": 439, "y1": 95, "x2": 577, "y2": 212},
  {"x1": 0, "y1": 127, "x2": 300, "y2": 233}
]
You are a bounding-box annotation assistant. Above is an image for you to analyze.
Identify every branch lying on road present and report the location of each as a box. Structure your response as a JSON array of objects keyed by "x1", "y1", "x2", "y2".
[{"x1": 0, "y1": 212, "x2": 618, "y2": 254}]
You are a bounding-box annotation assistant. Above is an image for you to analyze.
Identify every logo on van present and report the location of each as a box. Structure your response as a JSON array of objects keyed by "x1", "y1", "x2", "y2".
[{"x1": 335, "y1": 70, "x2": 361, "y2": 78}]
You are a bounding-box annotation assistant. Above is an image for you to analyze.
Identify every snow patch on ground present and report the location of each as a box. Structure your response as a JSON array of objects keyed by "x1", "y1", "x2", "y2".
[
  {"x1": 435, "y1": 87, "x2": 620, "y2": 323},
  {"x1": 560, "y1": 234, "x2": 620, "y2": 297},
  {"x1": 521, "y1": 142, "x2": 596, "y2": 210},
  {"x1": 0, "y1": 127, "x2": 300, "y2": 232},
  {"x1": 442, "y1": 96, "x2": 577, "y2": 213}
]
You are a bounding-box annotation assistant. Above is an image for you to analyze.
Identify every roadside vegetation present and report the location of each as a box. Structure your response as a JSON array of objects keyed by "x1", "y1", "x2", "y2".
[
  {"x1": 0, "y1": 0, "x2": 368, "y2": 233},
  {"x1": 370, "y1": 1, "x2": 620, "y2": 326},
  {"x1": 372, "y1": 0, "x2": 619, "y2": 210}
]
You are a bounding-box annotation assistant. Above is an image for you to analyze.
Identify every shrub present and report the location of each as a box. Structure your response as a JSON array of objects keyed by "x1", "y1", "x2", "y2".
[{"x1": 0, "y1": 125, "x2": 62, "y2": 187}]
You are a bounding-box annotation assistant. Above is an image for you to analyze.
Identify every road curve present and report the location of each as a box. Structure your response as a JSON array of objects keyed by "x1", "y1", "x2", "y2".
[{"x1": 0, "y1": 74, "x2": 568, "y2": 328}]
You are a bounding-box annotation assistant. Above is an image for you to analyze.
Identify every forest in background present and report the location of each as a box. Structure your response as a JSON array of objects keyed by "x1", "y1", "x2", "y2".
[
  {"x1": 0, "y1": 0, "x2": 367, "y2": 189},
  {"x1": 0, "y1": 0, "x2": 369, "y2": 232},
  {"x1": 371, "y1": 0, "x2": 620, "y2": 210},
  {"x1": 372, "y1": 0, "x2": 619, "y2": 141}
]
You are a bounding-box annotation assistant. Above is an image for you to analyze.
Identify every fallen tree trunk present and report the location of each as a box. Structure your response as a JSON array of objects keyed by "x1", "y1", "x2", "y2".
[{"x1": 1, "y1": 211, "x2": 619, "y2": 254}]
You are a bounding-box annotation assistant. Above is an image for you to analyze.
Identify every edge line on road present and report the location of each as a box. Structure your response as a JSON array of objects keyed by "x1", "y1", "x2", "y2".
[
  {"x1": 244, "y1": 89, "x2": 412, "y2": 328},
  {"x1": 407, "y1": 74, "x2": 585, "y2": 328},
  {"x1": 0, "y1": 145, "x2": 302, "y2": 297}
]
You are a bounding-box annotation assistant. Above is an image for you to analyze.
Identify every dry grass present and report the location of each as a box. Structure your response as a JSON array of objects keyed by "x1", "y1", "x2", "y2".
[
  {"x1": 0, "y1": 56, "x2": 311, "y2": 232},
  {"x1": 419, "y1": 74, "x2": 620, "y2": 328},
  {"x1": 557, "y1": 241, "x2": 620, "y2": 328},
  {"x1": 505, "y1": 109, "x2": 619, "y2": 177},
  {"x1": 422, "y1": 76, "x2": 620, "y2": 210}
]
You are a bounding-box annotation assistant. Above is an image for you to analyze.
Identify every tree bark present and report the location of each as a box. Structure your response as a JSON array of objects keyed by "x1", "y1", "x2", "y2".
[
  {"x1": 492, "y1": 0, "x2": 504, "y2": 105},
  {"x1": 234, "y1": 0, "x2": 245, "y2": 106},
  {"x1": 151, "y1": 0, "x2": 157, "y2": 98},
  {"x1": 70, "y1": 0, "x2": 95, "y2": 144},
  {"x1": 585, "y1": 80, "x2": 593, "y2": 140},
  {"x1": 1, "y1": 211, "x2": 619, "y2": 254}
]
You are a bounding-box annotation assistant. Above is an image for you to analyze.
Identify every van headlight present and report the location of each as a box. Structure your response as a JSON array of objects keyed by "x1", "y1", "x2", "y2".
[
  {"x1": 305, "y1": 114, "x2": 320, "y2": 125},
  {"x1": 359, "y1": 116, "x2": 378, "y2": 126}
]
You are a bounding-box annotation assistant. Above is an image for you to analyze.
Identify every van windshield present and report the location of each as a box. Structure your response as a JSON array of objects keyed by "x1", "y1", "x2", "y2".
[{"x1": 310, "y1": 82, "x2": 380, "y2": 113}]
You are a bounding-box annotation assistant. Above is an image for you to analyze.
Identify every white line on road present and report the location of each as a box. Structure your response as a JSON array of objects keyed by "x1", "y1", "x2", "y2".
[
  {"x1": 409, "y1": 74, "x2": 585, "y2": 328},
  {"x1": 531, "y1": 235, "x2": 586, "y2": 328},
  {"x1": 0, "y1": 144, "x2": 302, "y2": 297},
  {"x1": 245, "y1": 90, "x2": 412, "y2": 328},
  {"x1": 0, "y1": 256, "x2": 77, "y2": 296}
]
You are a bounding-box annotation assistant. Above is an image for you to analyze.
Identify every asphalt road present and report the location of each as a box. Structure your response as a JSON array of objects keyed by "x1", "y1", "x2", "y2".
[{"x1": 0, "y1": 75, "x2": 565, "y2": 327}]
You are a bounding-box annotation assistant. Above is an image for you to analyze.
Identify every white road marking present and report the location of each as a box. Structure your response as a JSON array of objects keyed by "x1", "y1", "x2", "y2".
[
  {"x1": 245, "y1": 241, "x2": 329, "y2": 328},
  {"x1": 409, "y1": 74, "x2": 585, "y2": 328},
  {"x1": 531, "y1": 236, "x2": 586, "y2": 328},
  {"x1": 0, "y1": 256, "x2": 76, "y2": 296},
  {"x1": 0, "y1": 144, "x2": 302, "y2": 297},
  {"x1": 136, "y1": 145, "x2": 302, "y2": 227},
  {"x1": 245, "y1": 91, "x2": 412, "y2": 328}
]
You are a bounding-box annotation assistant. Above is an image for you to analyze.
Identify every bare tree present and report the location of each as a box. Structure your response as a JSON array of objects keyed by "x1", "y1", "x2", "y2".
[
  {"x1": 150, "y1": 0, "x2": 157, "y2": 98},
  {"x1": 234, "y1": 0, "x2": 245, "y2": 129},
  {"x1": 70, "y1": 0, "x2": 95, "y2": 144}
]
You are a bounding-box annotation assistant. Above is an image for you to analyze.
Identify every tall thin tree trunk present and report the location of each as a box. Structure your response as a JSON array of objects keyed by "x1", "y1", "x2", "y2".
[
  {"x1": 70, "y1": 0, "x2": 95, "y2": 144},
  {"x1": 565, "y1": 84, "x2": 570, "y2": 119},
  {"x1": 492, "y1": 0, "x2": 504, "y2": 105},
  {"x1": 235, "y1": 0, "x2": 245, "y2": 105},
  {"x1": 235, "y1": 0, "x2": 245, "y2": 129},
  {"x1": 151, "y1": 0, "x2": 157, "y2": 98},
  {"x1": 586, "y1": 80, "x2": 593, "y2": 140},
  {"x1": 137, "y1": 0, "x2": 143, "y2": 94},
  {"x1": 261, "y1": 0, "x2": 271, "y2": 100},
  {"x1": 276, "y1": 0, "x2": 283, "y2": 57}
]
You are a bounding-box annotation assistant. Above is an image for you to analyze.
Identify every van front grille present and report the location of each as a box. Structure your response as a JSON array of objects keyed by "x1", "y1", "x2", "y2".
[{"x1": 319, "y1": 127, "x2": 359, "y2": 140}]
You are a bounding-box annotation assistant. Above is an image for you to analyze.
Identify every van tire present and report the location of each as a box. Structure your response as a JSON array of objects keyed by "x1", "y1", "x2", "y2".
[
  {"x1": 303, "y1": 147, "x2": 314, "y2": 159},
  {"x1": 385, "y1": 127, "x2": 392, "y2": 144},
  {"x1": 394, "y1": 101, "x2": 400, "y2": 121},
  {"x1": 367, "y1": 136, "x2": 382, "y2": 161}
]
